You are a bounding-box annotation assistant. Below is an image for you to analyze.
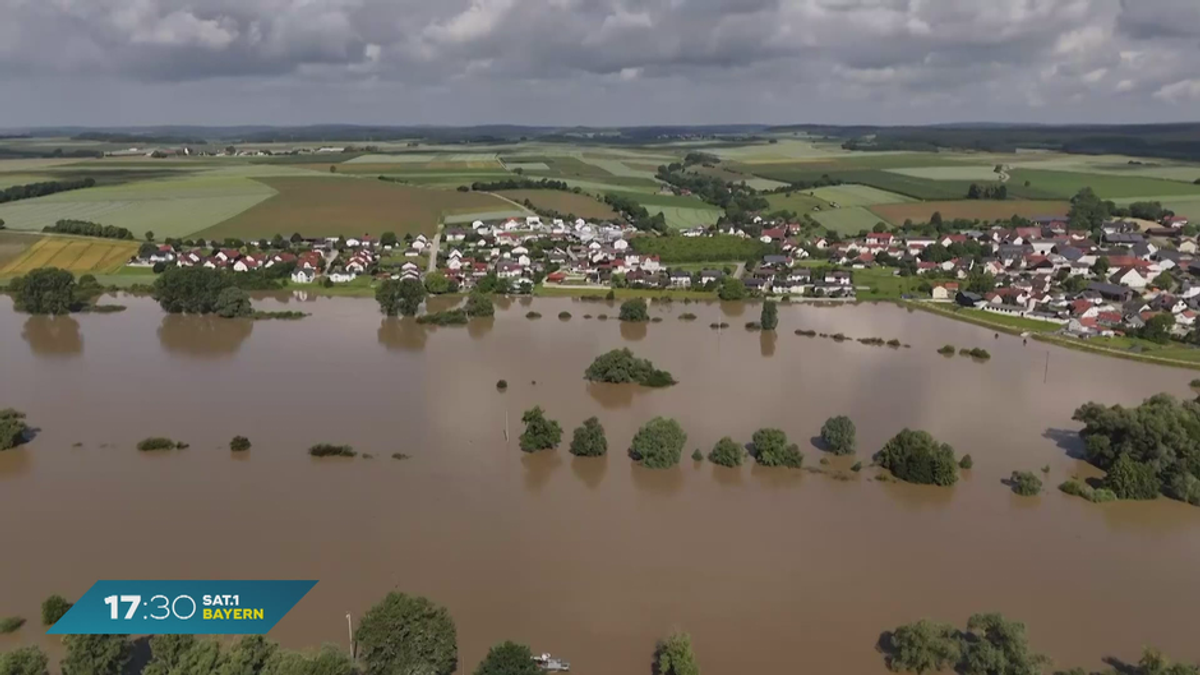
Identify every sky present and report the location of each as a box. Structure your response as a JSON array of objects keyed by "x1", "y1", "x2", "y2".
[{"x1": 2, "y1": 0, "x2": 1199, "y2": 128}]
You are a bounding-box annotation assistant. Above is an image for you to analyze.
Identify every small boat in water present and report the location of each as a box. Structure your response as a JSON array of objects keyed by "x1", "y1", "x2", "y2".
[{"x1": 533, "y1": 653, "x2": 570, "y2": 671}]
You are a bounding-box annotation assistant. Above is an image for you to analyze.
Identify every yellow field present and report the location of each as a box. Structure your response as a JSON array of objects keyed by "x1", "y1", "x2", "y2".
[{"x1": 0, "y1": 236, "x2": 138, "y2": 276}]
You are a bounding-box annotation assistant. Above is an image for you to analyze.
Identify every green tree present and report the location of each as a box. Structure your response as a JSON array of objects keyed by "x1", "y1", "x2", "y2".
[
  {"x1": 143, "y1": 635, "x2": 197, "y2": 675},
  {"x1": 230, "y1": 436, "x2": 252, "y2": 452},
  {"x1": 1009, "y1": 471, "x2": 1042, "y2": 496},
  {"x1": 465, "y1": 292, "x2": 495, "y2": 318},
  {"x1": 424, "y1": 270, "x2": 455, "y2": 295},
  {"x1": 751, "y1": 428, "x2": 804, "y2": 468},
  {"x1": 717, "y1": 277, "x2": 746, "y2": 301},
  {"x1": 619, "y1": 298, "x2": 649, "y2": 322},
  {"x1": 1068, "y1": 187, "x2": 1109, "y2": 232},
  {"x1": 215, "y1": 287, "x2": 253, "y2": 318},
  {"x1": 519, "y1": 406, "x2": 563, "y2": 453},
  {"x1": 139, "y1": 241, "x2": 159, "y2": 259},
  {"x1": 655, "y1": 632, "x2": 700, "y2": 675},
  {"x1": 153, "y1": 267, "x2": 235, "y2": 314},
  {"x1": 218, "y1": 636, "x2": 278, "y2": 675},
  {"x1": 1091, "y1": 256, "x2": 1110, "y2": 279},
  {"x1": 11, "y1": 267, "x2": 77, "y2": 315},
  {"x1": 820, "y1": 416, "x2": 856, "y2": 455},
  {"x1": 883, "y1": 619, "x2": 961, "y2": 674},
  {"x1": 379, "y1": 231, "x2": 398, "y2": 248},
  {"x1": 1105, "y1": 452, "x2": 1162, "y2": 500},
  {"x1": 0, "y1": 409, "x2": 30, "y2": 451},
  {"x1": 0, "y1": 647, "x2": 49, "y2": 675},
  {"x1": 355, "y1": 592, "x2": 457, "y2": 675},
  {"x1": 760, "y1": 300, "x2": 778, "y2": 331},
  {"x1": 61, "y1": 635, "x2": 131, "y2": 675},
  {"x1": 584, "y1": 349, "x2": 675, "y2": 387},
  {"x1": 1140, "y1": 313, "x2": 1175, "y2": 344},
  {"x1": 145, "y1": 230, "x2": 155, "y2": 241},
  {"x1": 959, "y1": 613, "x2": 1049, "y2": 675},
  {"x1": 376, "y1": 278, "x2": 426, "y2": 317},
  {"x1": 629, "y1": 417, "x2": 687, "y2": 469},
  {"x1": 41, "y1": 595, "x2": 72, "y2": 625},
  {"x1": 707, "y1": 437, "x2": 745, "y2": 467},
  {"x1": 875, "y1": 429, "x2": 959, "y2": 486},
  {"x1": 473, "y1": 641, "x2": 539, "y2": 675},
  {"x1": 260, "y1": 646, "x2": 355, "y2": 675},
  {"x1": 1131, "y1": 648, "x2": 1200, "y2": 675},
  {"x1": 569, "y1": 417, "x2": 607, "y2": 457}
]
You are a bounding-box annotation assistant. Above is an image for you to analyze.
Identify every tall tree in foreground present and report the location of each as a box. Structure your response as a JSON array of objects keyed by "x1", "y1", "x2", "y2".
[
  {"x1": 355, "y1": 592, "x2": 458, "y2": 675},
  {"x1": 881, "y1": 619, "x2": 961, "y2": 674},
  {"x1": 376, "y1": 278, "x2": 426, "y2": 317},
  {"x1": 10, "y1": 268, "x2": 77, "y2": 315},
  {"x1": 61, "y1": 634, "x2": 132, "y2": 675},
  {"x1": 0, "y1": 646, "x2": 49, "y2": 675},
  {"x1": 655, "y1": 632, "x2": 700, "y2": 675},
  {"x1": 474, "y1": 641, "x2": 539, "y2": 675}
]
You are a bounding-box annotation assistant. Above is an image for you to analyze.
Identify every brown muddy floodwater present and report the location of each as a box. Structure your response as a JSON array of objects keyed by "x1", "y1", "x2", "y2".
[{"x1": 2, "y1": 293, "x2": 1200, "y2": 674}]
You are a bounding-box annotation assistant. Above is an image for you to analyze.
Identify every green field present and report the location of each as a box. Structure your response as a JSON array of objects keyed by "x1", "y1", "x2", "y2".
[
  {"x1": 646, "y1": 205, "x2": 723, "y2": 229},
  {"x1": 1112, "y1": 195, "x2": 1200, "y2": 221},
  {"x1": 601, "y1": 190, "x2": 721, "y2": 210},
  {"x1": 885, "y1": 166, "x2": 1005, "y2": 181},
  {"x1": 1008, "y1": 168, "x2": 1200, "y2": 199},
  {"x1": 812, "y1": 207, "x2": 890, "y2": 235},
  {"x1": 0, "y1": 173, "x2": 279, "y2": 239},
  {"x1": 808, "y1": 184, "x2": 915, "y2": 206},
  {"x1": 766, "y1": 192, "x2": 832, "y2": 214},
  {"x1": 869, "y1": 200, "x2": 1069, "y2": 226},
  {"x1": 496, "y1": 189, "x2": 617, "y2": 219},
  {"x1": 199, "y1": 176, "x2": 520, "y2": 239}
]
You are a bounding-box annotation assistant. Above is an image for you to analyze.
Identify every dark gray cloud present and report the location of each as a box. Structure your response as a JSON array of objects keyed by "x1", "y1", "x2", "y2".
[{"x1": 0, "y1": 0, "x2": 1197, "y2": 126}]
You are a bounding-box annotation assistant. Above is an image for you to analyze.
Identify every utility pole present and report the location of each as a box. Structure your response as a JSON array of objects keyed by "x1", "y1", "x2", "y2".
[
  {"x1": 1043, "y1": 350, "x2": 1050, "y2": 384},
  {"x1": 346, "y1": 612, "x2": 356, "y2": 660}
]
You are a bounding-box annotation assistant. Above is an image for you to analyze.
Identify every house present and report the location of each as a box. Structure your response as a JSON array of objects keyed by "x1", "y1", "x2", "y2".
[
  {"x1": 825, "y1": 271, "x2": 852, "y2": 286},
  {"x1": 763, "y1": 255, "x2": 792, "y2": 268},
  {"x1": 760, "y1": 228, "x2": 786, "y2": 243},
  {"x1": 328, "y1": 272, "x2": 357, "y2": 283},
  {"x1": 1165, "y1": 216, "x2": 1190, "y2": 229},
  {"x1": 956, "y1": 291, "x2": 985, "y2": 307},
  {"x1": 497, "y1": 262, "x2": 523, "y2": 279},
  {"x1": 700, "y1": 270, "x2": 723, "y2": 285},
  {"x1": 291, "y1": 269, "x2": 316, "y2": 284},
  {"x1": 668, "y1": 270, "x2": 692, "y2": 288},
  {"x1": 1087, "y1": 282, "x2": 1135, "y2": 302},
  {"x1": 744, "y1": 277, "x2": 772, "y2": 293},
  {"x1": 865, "y1": 232, "x2": 893, "y2": 247},
  {"x1": 232, "y1": 257, "x2": 261, "y2": 272},
  {"x1": 444, "y1": 228, "x2": 467, "y2": 243},
  {"x1": 1110, "y1": 267, "x2": 1149, "y2": 289},
  {"x1": 641, "y1": 256, "x2": 662, "y2": 273},
  {"x1": 930, "y1": 282, "x2": 959, "y2": 301}
]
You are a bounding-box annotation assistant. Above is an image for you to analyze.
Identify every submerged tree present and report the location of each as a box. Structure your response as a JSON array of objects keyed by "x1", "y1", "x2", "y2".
[
  {"x1": 874, "y1": 429, "x2": 959, "y2": 486},
  {"x1": 629, "y1": 417, "x2": 687, "y2": 469},
  {"x1": 473, "y1": 641, "x2": 539, "y2": 675},
  {"x1": 0, "y1": 409, "x2": 30, "y2": 451},
  {"x1": 376, "y1": 278, "x2": 426, "y2": 317},
  {"x1": 708, "y1": 437, "x2": 746, "y2": 468},
  {"x1": 10, "y1": 267, "x2": 76, "y2": 315},
  {"x1": 751, "y1": 428, "x2": 804, "y2": 468},
  {"x1": 820, "y1": 416, "x2": 857, "y2": 455},
  {"x1": 569, "y1": 417, "x2": 607, "y2": 457},
  {"x1": 654, "y1": 632, "x2": 700, "y2": 675},
  {"x1": 519, "y1": 406, "x2": 563, "y2": 453},
  {"x1": 760, "y1": 300, "x2": 778, "y2": 331},
  {"x1": 619, "y1": 298, "x2": 650, "y2": 322},
  {"x1": 882, "y1": 619, "x2": 961, "y2": 674}
]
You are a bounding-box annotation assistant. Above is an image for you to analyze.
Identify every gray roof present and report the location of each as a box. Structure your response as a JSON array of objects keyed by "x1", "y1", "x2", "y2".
[{"x1": 1087, "y1": 282, "x2": 1134, "y2": 298}]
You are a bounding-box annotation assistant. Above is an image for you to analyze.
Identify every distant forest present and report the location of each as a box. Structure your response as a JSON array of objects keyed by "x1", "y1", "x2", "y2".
[{"x1": 772, "y1": 123, "x2": 1200, "y2": 162}]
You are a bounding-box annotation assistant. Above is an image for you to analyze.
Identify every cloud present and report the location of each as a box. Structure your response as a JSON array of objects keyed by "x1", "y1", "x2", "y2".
[
  {"x1": 1154, "y1": 79, "x2": 1200, "y2": 103},
  {"x1": 0, "y1": 0, "x2": 1198, "y2": 125}
]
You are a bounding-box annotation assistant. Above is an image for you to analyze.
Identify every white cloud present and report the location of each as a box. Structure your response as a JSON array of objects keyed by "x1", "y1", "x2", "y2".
[{"x1": 1154, "y1": 79, "x2": 1200, "y2": 103}]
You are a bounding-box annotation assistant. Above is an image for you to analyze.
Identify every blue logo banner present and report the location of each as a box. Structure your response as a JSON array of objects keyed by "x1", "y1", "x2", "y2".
[{"x1": 47, "y1": 580, "x2": 317, "y2": 635}]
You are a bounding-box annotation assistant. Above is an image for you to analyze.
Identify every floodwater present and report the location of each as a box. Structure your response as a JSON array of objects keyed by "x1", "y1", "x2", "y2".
[{"x1": 2, "y1": 293, "x2": 1200, "y2": 674}]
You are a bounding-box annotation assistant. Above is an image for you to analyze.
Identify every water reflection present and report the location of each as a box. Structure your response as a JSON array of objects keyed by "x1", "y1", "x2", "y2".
[
  {"x1": 467, "y1": 317, "x2": 495, "y2": 340},
  {"x1": 426, "y1": 296, "x2": 462, "y2": 313},
  {"x1": 760, "y1": 331, "x2": 777, "y2": 358},
  {"x1": 0, "y1": 449, "x2": 32, "y2": 480},
  {"x1": 586, "y1": 382, "x2": 635, "y2": 409},
  {"x1": 630, "y1": 463, "x2": 684, "y2": 496},
  {"x1": 712, "y1": 465, "x2": 744, "y2": 488},
  {"x1": 571, "y1": 456, "x2": 607, "y2": 490},
  {"x1": 377, "y1": 318, "x2": 426, "y2": 352},
  {"x1": 157, "y1": 315, "x2": 252, "y2": 358},
  {"x1": 494, "y1": 296, "x2": 513, "y2": 311},
  {"x1": 720, "y1": 301, "x2": 746, "y2": 318},
  {"x1": 522, "y1": 451, "x2": 562, "y2": 493},
  {"x1": 619, "y1": 321, "x2": 647, "y2": 342},
  {"x1": 22, "y1": 316, "x2": 83, "y2": 357}
]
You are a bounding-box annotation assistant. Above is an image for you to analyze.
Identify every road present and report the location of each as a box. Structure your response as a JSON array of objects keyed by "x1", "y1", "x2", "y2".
[{"x1": 426, "y1": 227, "x2": 442, "y2": 274}]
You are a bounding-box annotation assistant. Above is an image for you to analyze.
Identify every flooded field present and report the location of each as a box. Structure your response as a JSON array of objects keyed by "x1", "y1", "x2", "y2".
[{"x1": 2, "y1": 293, "x2": 1199, "y2": 674}]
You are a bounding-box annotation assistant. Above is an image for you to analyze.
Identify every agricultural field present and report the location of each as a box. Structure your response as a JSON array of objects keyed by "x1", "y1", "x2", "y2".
[
  {"x1": 0, "y1": 174, "x2": 52, "y2": 189},
  {"x1": 496, "y1": 189, "x2": 617, "y2": 219},
  {"x1": 576, "y1": 156, "x2": 658, "y2": 180},
  {"x1": 645, "y1": 205, "x2": 723, "y2": 230},
  {"x1": 1008, "y1": 169, "x2": 1200, "y2": 199},
  {"x1": 0, "y1": 236, "x2": 137, "y2": 277},
  {"x1": 198, "y1": 176, "x2": 518, "y2": 240},
  {"x1": 885, "y1": 166, "x2": 1006, "y2": 181},
  {"x1": 1113, "y1": 195, "x2": 1200, "y2": 221},
  {"x1": 515, "y1": 156, "x2": 661, "y2": 189},
  {"x1": 765, "y1": 192, "x2": 831, "y2": 214},
  {"x1": 602, "y1": 190, "x2": 722, "y2": 210},
  {"x1": 0, "y1": 232, "x2": 40, "y2": 270},
  {"x1": 869, "y1": 200, "x2": 1070, "y2": 226},
  {"x1": 688, "y1": 164, "x2": 788, "y2": 190},
  {"x1": 811, "y1": 207, "x2": 890, "y2": 235},
  {"x1": 807, "y1": 184, "x2": 915, "y2": 206},
  {"x1": 0, "y1": 158, "x2": 92, "y2": 172},
  {"x1": 443, "y1": 210, "x2": 530, "y2": 225},
  {"x1": 0, "y1": 173, "x2": 279, "y2": 239}
]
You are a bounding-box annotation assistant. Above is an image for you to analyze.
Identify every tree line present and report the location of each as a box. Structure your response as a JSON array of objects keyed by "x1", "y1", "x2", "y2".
[
  {"x1": 43, "y1": 218, "x2": 134, "y2": 240},
  {"x1": 0, "y1": 177, "x2": 95, "y2": 205},
  {"x1": 466, "y1": 177, "x2": 575, "y2": 192}
]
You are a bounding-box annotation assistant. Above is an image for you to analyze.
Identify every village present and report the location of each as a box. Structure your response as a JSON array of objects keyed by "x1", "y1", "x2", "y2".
[{"x1": 128, "y1": 208, "x2": 1198, "y2": 341}]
